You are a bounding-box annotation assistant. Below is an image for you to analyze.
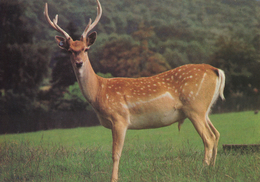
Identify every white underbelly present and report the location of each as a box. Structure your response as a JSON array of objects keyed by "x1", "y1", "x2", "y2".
[
  {"x1": 126, "y1": 92, "x2": 185, "y2": 129},
  {"x1": 128, "y1": 108, "x2": 185, "y2": 129}
]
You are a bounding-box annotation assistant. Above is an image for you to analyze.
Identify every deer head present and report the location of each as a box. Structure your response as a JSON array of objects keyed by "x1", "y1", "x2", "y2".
[{"x1": 44, "y1": 0, "x2": 102, "y2": 69}]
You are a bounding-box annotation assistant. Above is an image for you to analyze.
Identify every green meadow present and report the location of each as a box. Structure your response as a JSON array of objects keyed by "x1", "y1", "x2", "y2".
[{"x1": 1, "y1": 111, "x2": 260, "y2": 181}]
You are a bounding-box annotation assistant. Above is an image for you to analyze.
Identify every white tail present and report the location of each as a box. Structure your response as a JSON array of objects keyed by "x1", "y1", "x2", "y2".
[
  {"x1": 44, "y1": 1, "x2": 226, "y2": 181},
  {"x1": 218, "y1": 69, "x2": 226, "y2": 100}
]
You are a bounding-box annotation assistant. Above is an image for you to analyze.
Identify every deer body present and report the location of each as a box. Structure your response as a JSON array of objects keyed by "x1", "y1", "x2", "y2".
[
  {"x1": 44, "y1": 1, "x2": 225, "y2": 181},
  {"x1": 85, "y1": 64, "x2": 223, "y2": 131}
]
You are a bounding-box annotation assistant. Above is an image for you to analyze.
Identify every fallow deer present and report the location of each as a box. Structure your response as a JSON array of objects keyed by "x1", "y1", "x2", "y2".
[{"x1": 44, "y1": 0, "x2": 225, "y2": 181}]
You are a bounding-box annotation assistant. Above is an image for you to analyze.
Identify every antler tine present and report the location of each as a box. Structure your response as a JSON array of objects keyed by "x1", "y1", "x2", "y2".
[
  {"x1": 82, "y1": 0, "x2": 102, "y2": 39},
  {"x1": 44, "y1": 3, "x2": 71, "y2": 40},
  {"x1": 52, "y1": 14, "x2": 71, "y2": 39},
  {"x1": 81, "y1": 18, "x2": 93, "y2": 40}
]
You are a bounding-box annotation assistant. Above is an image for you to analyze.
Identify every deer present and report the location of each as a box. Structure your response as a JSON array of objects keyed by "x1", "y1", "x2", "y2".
[{"x1": 44, "y1": 0, "x2": 225, "y2": 181}]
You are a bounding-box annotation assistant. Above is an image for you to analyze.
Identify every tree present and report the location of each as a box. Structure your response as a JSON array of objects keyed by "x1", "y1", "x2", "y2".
[
  {"x1": 0, "y1": 1, "x2": 49, "y2": 97},
  {"x1": 99, "y1": 27, "x2": 171, "y2": 78},
  {"x1": 0, "y1": 1, "x2": 50, "y2": 133},
  {"x1": 210, "y1": 37, "x2": 257, "y2": 96}
]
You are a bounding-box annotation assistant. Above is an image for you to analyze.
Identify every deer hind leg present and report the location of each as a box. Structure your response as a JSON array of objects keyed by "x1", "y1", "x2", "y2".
[
  {"x1": 111, "y1": 117, "x2": 128, "y2": 182},
  {"x1": 188, "y1": 112, "x2": 217, "y2": 166},
  {"x1": 206, "y1": 116, "x2": 220, "y2": 166}
]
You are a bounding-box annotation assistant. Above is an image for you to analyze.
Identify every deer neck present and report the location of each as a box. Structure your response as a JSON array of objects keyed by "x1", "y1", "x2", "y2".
[{"x1": 72, "y1": 57, "x2": 100, "y2": 106}]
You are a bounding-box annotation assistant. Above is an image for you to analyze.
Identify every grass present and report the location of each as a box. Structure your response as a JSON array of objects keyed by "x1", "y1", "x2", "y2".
[{"x1": 0, "y1": 111, "x2": 260, "y2": 181}]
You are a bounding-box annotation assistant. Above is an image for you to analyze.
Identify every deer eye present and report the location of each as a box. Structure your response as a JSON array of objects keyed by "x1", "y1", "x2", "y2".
[
  {"x1": 59, "y1": 41, "x2": 64, "y2": 46},
  {"x1": 84, "y1": 48, "x2": 89, "y2": 52}
]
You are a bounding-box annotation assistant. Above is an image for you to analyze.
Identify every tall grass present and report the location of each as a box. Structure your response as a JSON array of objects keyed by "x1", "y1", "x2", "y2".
[
  {"x1": 1, "y1": 139, "x2": 260, "y2": 181},
  {"x1": 1, "y1": 111, "x2": 260, "y2": 181}
]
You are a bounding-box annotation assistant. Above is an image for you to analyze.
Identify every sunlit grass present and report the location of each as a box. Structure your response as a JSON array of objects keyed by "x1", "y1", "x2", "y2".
[{"x1": 0, "y1": 111, "x2": 260, "y2": 181}]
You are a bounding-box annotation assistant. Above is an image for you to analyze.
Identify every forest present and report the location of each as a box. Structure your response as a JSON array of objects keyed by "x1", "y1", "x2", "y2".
[{"x1": 1, "y1": 0, "x2": 260, "y2": 133}]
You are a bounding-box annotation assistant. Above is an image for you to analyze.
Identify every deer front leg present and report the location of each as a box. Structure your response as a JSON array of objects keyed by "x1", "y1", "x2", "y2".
[{"x1": 111, "y1": 120, "x2": 128, "y2": 182}]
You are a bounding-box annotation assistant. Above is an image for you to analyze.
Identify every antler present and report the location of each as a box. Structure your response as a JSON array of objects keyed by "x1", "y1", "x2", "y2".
[
  {"x1": 44, "y1": 3, "x2": 71, "y2": 40},
  {"x1": 81, "y1": 0, "x2": 102, "y2": 39}
]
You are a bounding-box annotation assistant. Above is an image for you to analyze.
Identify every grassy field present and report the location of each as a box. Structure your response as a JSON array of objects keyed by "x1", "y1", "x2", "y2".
[{"x1": 0, "y1": 111, "x2": 260, "y2": 181}]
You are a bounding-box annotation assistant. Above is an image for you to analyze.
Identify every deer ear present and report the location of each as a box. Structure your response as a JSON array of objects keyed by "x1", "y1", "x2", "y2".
[
  {"x1": 86, "y1": 32, "x2": 97, "y2": 46},
  {"x1": 55, "y1": 36, "x2": 70, "y2": 50}
]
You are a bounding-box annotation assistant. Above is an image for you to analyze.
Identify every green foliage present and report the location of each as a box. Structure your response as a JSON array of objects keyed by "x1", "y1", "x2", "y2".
[
  {"x1": 0, "y1": 1, "x2": 50, "y2": 97},
  {"x1": 210, "y1": 37, "x2": 258, "y2": 96},
  {"x1": 63, "y1": 82, "x2": 86, "y2": 102},
  {"x1": 51, "y1": 82, "x2": 90, "y2": 111},
  {"x1": 1, "y1": 90, "x2": 35, "y2": 115},
  {"x1": 98, "y1": 29, "x2": 171, "y2": 77},
  {"x1": 97, "y1": 72, "x2": 113, "y2": 78}
]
